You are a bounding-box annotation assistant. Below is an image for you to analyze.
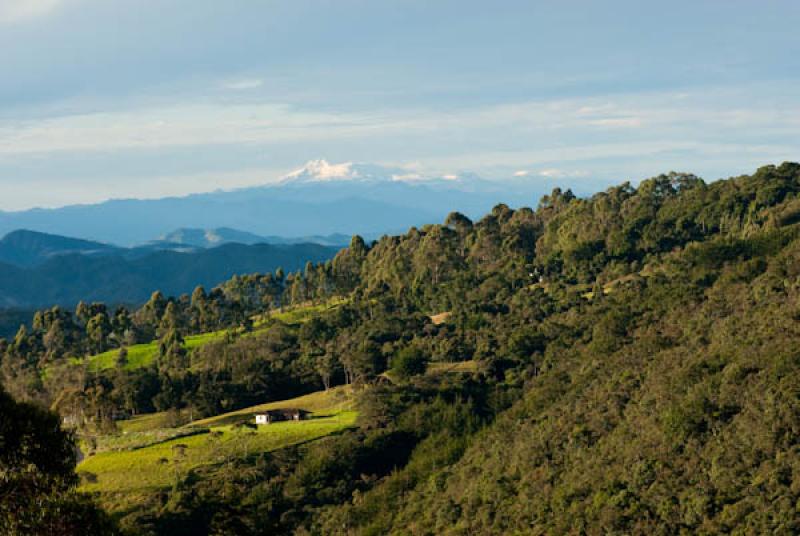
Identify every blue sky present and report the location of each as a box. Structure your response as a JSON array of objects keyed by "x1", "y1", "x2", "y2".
[{"x1": 0, "y1": 0, "x2": 798, "y2": 209}]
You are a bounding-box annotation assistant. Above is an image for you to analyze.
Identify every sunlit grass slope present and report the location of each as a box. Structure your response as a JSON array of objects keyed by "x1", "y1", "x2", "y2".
[
  {"x1": 79, "y1": 298, "x2": 349, "y2": 372},
  {"x1": 192, "y1": 384, "x2": 353, "y2": 427},
  {"x1": 77, "y1": 386, "x2": 357, "y2": 511},
  {"x1": 81, "y1": 329, "x2": 230, "y2": 371}
]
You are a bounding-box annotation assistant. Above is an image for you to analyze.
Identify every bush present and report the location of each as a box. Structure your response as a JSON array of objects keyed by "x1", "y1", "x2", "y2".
[{"x1": 391, "y1": 348, "x2": 428, "y2": 381}]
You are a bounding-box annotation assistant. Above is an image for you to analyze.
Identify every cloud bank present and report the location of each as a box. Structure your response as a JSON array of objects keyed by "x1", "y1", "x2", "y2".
[{"x1": 0, "y1": 0, "x2": 65, "y2": 23}]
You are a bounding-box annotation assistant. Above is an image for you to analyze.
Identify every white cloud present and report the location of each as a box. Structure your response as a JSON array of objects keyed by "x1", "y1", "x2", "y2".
[
  {"x1": 576, "y1": 104, "x2": 615, "y2": 115},
  {"x1": 0, "y1": 0, "x2": 65, "y2": 23},
  {"x1": 1, "y1": 87, "x2": 797, "y2": 160},
  {"x1": 586, "y1": 117, "x2": 643, "y2": 128},
  {"x1": 391, "y1": 172, "x2": 424, "y2": 182},
  {"x1": 222, "y1": 78, "x2": 264, "y2": 90},
  {"x1": 514, "y1": 168, "x2": 588, "y2": 179},
  {"x1": 0, "y1": 103, "x2": 383, "y2": 155},
  {"x1": 539, "y1": 168, "x2": 589, "y2": 178}
]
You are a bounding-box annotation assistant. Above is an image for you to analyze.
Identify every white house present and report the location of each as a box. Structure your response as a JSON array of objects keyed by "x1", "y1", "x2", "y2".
[{"x1": 254, "y1": 409, "x2": 309, "y2": 425}]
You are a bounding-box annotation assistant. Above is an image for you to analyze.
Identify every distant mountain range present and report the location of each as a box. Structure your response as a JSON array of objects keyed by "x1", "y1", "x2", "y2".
[
  {"x1": 0, "y1": 160, "x2": 581, "y2": 309},
  {"x1": 0, "y1": 228, "x2": 350, "y2": 268},
  {"x1": 0, "y1": 160, "x2": 577, "y2": 246},
  {"x1": 0, "y1": 230, "x2": 339, "y2": 308},
  {"x1": 155, "y1": 227, "x2": 352, "y2": 249}
]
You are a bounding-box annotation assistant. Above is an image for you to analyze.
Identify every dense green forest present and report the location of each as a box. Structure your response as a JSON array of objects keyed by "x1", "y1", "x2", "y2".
[{"x1": 3, "y1": 162, "x2": 800, "y2": 534}]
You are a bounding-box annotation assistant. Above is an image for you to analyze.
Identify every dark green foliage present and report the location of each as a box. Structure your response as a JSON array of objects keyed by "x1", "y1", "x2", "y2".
[
  {"x1": 0, "y1": 385, "x2": 116, "y2": 535},
  {"x1": 390, "y1": 347, "x2": 429, "y2": 381}
]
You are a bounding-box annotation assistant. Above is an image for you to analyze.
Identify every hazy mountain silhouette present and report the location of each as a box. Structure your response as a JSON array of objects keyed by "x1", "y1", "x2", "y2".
[{"x1": 0, "y1": 161, "x2": 566, "y2": 245}]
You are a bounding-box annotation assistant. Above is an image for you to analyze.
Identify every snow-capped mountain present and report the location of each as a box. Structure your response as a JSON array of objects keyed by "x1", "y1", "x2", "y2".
[
  {"x1": 280, "y1": 160, "x2": 407, "y2": 184},
  {"x1": 278, "y1": 159, "x2": 477, "y2": 186},
  {"x1": 0, "y1": 160, "x2": 585, "y2": 245}
]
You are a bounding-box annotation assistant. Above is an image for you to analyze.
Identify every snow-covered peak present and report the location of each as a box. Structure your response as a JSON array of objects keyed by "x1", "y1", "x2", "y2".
[
  {"x1": 281, "y1": 160, "x2": 402, "y2": 184},
  {"x1": 283, "y1": 160, "x2": 355, "y2": 182},
  {"x1": 279, "y1": 159, "x2": 483, "y2": 186}
]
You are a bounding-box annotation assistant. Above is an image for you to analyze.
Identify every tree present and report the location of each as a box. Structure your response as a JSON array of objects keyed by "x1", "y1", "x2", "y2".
[
  {"x1": 158, "y1": 328, "x2": 188, "y2": 370},
  {"x1": 86, "y1": 313, "x2": 112, "y2": 354},
  {"x1": 110, "y1": 307, "x2": 132, "y2": 345},
  {"x1": 0, "y1": 385, "x2": 117, "y2": 535},
  {"x1": 42, "y1": 319, "x2": 68, "y2": 359},
  {"x1": 390, "y1": 347, "x2": 428, "y2": 382},
  {"x1": 316, "y1": 353, "x2": 338, "y2": 391},
  {"x1": 445, "y1": 211, "x2": 473, "y2": 234},
  {"x1": 116, "y1": 347, "x2": 128, "y2": 369},
  {"x1": 332, "y1": 235, "x2": 369, "y2": 292},
  {"x1": 75, "y1": 301, "x2": 91, "y2": 327},
  {"x1": 137, "y1": 291, "x2": 167, "y2": 340},
  {"x1": 190, "y1": 286, "x2": 208, "y2": 331},
  {"x1": 157, "y1": 301, "x2": 182, "y2": 338}
]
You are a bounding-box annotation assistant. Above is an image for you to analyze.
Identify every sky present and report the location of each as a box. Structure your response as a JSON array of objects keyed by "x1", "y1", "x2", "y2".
[{"x1": 0, "y1": 0, "x2": 798, "y2": 210}]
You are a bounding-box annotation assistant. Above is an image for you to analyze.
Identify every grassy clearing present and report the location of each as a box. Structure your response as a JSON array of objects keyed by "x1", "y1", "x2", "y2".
[
  {"x1": 118, "y1": 410, "x2": 191, "y2": 433},
  {"x1": 78, "y1": 387, "x2": 358, "y2": 511},
  {"x1": 78, "y1": 412, "x2": 357, "y2": 498},
  {"x1": 90, "y1": 427, "x2": 208, "y2": 454},
  {"x1": 259, "y1": 297, "x2": 348, "y2": 326},
  {"x1": 80, "y1": 328, "x2": 232, "y2": 372},
  {"x1": 192, "y1": 385, "x2": 353, "y2": 427},
  {"x1": 427, "y1": 360, "x2": 478, "y2": 374},
  {"x1": 118, "y1": 385, "x2": 354, "y2": 433},
  {"x1": 78, "y1": 299, "x2": 349, "y2": 373}
]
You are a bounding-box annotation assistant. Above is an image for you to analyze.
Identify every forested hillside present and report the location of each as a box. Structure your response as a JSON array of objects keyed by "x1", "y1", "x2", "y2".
[{"x1": 3, "y1": 162, "x2": 800, "y2": 535}]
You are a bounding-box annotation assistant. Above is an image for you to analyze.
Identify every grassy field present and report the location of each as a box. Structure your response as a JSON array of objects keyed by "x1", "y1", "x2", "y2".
[
  {"x1": 117, "y1": 410, "x2": 192, "y2": 433},
  {"x1": 426, "y1": 360, "x2": 478, "y2": 374},
  {"x1": 255, "y1": 296, "x2": 348, "y2": 326},
  {"x1": 90, "y1": 427, "x2": 209, "y2": 454},
  {"x1": 78, "y1": 329, "x2": 231, "y2": 371},
  {"x1": 380, "y1": 360, "x2": 478, "y2": 383},
  {"x1": 77, "y1": 387, "x2": 357, "y2": 511},
  {"x1": 192, "y1": 385, "x2": 353, "y2": 427},
  {"x1": 79, "y1": 413, "x2": 356, "y2": 494},
  {"x1": 77, "y1": 298, "x2": 349, "y2": 372}
]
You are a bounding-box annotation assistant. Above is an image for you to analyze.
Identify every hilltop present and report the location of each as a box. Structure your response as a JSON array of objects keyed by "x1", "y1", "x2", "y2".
[{"x1": 0, "y1": 229, "x2": 116, "y2": 267}]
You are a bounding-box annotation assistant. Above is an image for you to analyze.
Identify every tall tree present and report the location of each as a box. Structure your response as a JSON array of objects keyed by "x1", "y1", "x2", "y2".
[{"x1": 0, "y1": 385, "x2": 117, "y2": 535}]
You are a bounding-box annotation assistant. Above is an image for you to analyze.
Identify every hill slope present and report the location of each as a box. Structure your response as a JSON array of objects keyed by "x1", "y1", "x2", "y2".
[
  {"x1": 0, "y1": 241, "x2": 339, "y2": 308},
  {"x1": 309, "y1": 162, "x2": 800, "y2": 534},
  {"x1": 357, "y1": 241, "x2": 800, "y2": 533},
  {"x1": 5, "y1": 162, "x2": 800, "y2": 535},
  {"x1": 0, "y1": 229, "x2": 117, "y2": 267}
]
